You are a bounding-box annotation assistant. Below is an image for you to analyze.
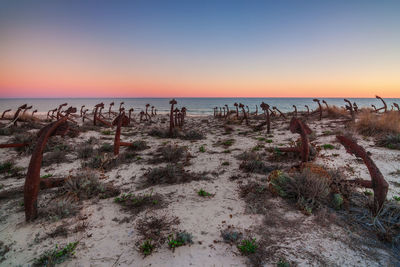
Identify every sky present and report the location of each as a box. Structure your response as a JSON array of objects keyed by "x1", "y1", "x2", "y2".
[{"x1": 0, "y1": 0, "x2": 399, "y2": 98}]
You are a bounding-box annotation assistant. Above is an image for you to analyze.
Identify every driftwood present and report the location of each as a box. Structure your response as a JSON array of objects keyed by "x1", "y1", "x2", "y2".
[{"x1": 336, "y1": 135, "x2": 388, "y2": 214}]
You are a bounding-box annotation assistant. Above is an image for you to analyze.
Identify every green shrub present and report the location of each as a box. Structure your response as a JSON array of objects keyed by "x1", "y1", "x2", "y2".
[
  {"x1": 99, "y1": 143, "x2": 113, "y2": 153},
  {"x1": 197, "y1": 189, "x2": 212, "y2": 197},
  {"x1": 128, "y1": 140, "x2": 149, "y2": 151},
  {"x1": 168, "y1": 231, "x2": 193, "y2": 250},
  {"x1": 332, "y1": 193, "x2": 343, "y2": 210},
  {"x1": 33, "y1": 242, "x2": 78, "y2": 267},
  {"x1": 237, "y1": 238, "x2": 257, "y2": 254},
  {"x1": 77, "y1": 144, "x2": 94, "y2": 159},
  {"x1": 321, "y1": 144, "x2": 335, "y2": 150},
  {"x1": 140, "y1": 239, "x2": 155, "y2": 256}
]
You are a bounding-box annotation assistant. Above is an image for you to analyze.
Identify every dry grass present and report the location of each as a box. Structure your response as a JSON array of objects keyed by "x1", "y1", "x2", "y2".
[
  {"x1": 355, "y1": 111, "x2": 400, "y2": 136},
  {"x1": 268, "y1": 168, "x2": 330, "y2": 214},
  {"x1": 62, "y1": 169, "x2": 120, "y2": 200},
  {"x1": 325, "y1": 106, "x2": 350, "y2": 119},
  {"x1": 136, "y1": 215, "x2": 180, "y2": 246},
  {"x1": 42, "y1": 151, "x2": 69, "y2": 166},
  {"x1": 114, "y1": 190, "x2": 164, "y2": 215},
  {"x1": 141, "y1": 164, "x2": 207, "y2": 188},
  {"x1": 149, "y1": 144, "x2": 190, "y2": 164}
]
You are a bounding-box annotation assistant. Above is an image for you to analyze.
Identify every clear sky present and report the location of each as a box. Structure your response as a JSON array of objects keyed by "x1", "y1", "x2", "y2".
[{"x1": 0, "y1": 0, "x2": 399, "y2": 98}]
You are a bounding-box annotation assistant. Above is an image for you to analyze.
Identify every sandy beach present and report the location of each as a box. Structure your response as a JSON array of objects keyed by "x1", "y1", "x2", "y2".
[{"x1": 0, "y1": 104, "x2": 399, "y2": 266}]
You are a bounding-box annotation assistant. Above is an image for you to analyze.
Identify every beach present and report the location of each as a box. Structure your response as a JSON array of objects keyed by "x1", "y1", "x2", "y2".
[{"x1": 0, "y1": 101, "x2": 399, "y2": 266}]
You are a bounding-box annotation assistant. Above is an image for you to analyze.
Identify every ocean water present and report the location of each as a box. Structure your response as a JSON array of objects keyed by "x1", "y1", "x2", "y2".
[{"x1": 0, "y1": 98, "x2": 399, "y2": 116}]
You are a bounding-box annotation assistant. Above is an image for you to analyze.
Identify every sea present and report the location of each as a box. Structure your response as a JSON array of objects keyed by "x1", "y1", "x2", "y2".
[{"x1": 0, "y1": 98, "x2": 399, "y2": 116}]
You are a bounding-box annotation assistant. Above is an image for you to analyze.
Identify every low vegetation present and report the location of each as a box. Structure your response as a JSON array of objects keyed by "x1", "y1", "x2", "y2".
[
  {"x1": 141, "y1": 164, "x2": 207, "y2": 188},
  {"x1": 355, "y1": 111, "x2": 400, "y2": 136},
  {"x1": 62, "y1": 169, "x2": 120, "y2": 200},
  {"x1": 149, "y1": 144, "x2": 190, "y2": 164},
  {"x1": 33, "y1": 242, "x2": 78, "y2": 267},
  {"x1": 136, "y1": 215, "x2": 180, "y2": 256},
  {"x1": 377, "y1": 134, "x2": 400, "y2": 150},
  {"x1": 168, "y1": 231, "x2": 193, "y2": 251},
  {"x1": 114, "y1": 190, "x2": 164, "y2": 214}
]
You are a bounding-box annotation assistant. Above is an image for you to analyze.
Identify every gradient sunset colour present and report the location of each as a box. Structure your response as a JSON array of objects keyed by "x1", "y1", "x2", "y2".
[{"x1": 1, "y1": 0, "x2": 399, "y2": 98}]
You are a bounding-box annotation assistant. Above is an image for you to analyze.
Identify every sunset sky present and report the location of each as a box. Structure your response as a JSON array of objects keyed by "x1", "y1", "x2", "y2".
[{"x1": 0, "y1": 0, "x2": 399, "y2": 98}]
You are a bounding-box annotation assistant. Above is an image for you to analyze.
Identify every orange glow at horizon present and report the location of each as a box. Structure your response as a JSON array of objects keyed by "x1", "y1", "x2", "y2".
[{"x1": 1, "y1": 18, "x2": 400, "y2": 99}]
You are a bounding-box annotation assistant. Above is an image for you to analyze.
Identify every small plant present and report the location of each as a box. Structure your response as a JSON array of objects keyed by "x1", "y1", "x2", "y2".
[
  {"x1": 42, "y1": 150, "x2": 68, "y2": 166},
  {"x1": 99, "y1": 143, "x2": 113, "y2": 153},
  {"x1": 101, "y1": 130, "x2": 113, "y2": 135},
  {"x1": 199, "y1": 145, "x2": 206, "y2": 153},
  {"x1": 197, "y1": 189, "x2": 212, "y2": 197},
  {"x1": 182, "y1": 130, "x2": 205, "y2": 140},
  {"x1": 222, "y1": 161, "x2": 230, "y2": 166},
  {"x1": 33, "y1": 241, "x2": 78, "y2": 267},
  {"x1": 239, "y1": 159, "x2": 277, "y2": 175},
  {"x1": 168, "y1": 231, "x2": 193, "y2": 250},
  {"x1": 364, "y1": 190, "x2": 373, "y2": 196},
  {"x1": 222, "y1": 139, "x2": 235, "y2": 147},
  {"x1": 252, "y1": 144, "x2": 264, "y2": 151},
  {"x1": 150, "y1": 144, "x2": 189, "y2": 163},
  {"x1": 221, "y1": 229, "x2": 242, "y2": 243},
  {"x1": 332, "y1": 193, "x2": 343, "y2": 210},
  {"x1": 0, "y1": 161, "x2": 23, "y2": 177},
  {"x1": 237, "y1": 238, "x2": 257, "y2": 254},
  {"x1": 43, "y1": 199, "x2": 79, "y2": 221},
  {"x1": 277, "y1": 258, "x2": 290, "y2": 267},
  {"x1": 377, "y1": 134, "x2": 400, "y2": 150},
  {"x1": 77, "y1": 144, "x2": 94, "y2": 160},
  {"x1": 142, "y1": 164, "x2": 205, "y2": 188},
  {"x1": 63, "y1": 169, "x2": 120, "y2": 200},
  {"x1": 266, "y1": 139, "x2": 273, "y2": 143},
  {"x1": 393, "y1": 196, "x2": 400, "y2": 201},
  {"x1": 389, "y1": 169, "x2": 400, "y2": 176},
  {"x1": 0, "y1": 161, "x2": 13, "y2": 174},
  {"x1": 321, "y1": 144, "x2": 335, "y2": 150},
  {"x1": 140, "y1": 239, "x2": 155, "y2": 256},
  {"x1": 114, "y1": 190, "x2": 163, "y2": 214},
  {"x1": 40, "y1": 174, "x2": 53, "y2": 179},
  {"x1": 128, "y1": 140, "x2": 149, "y2": 151}
]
